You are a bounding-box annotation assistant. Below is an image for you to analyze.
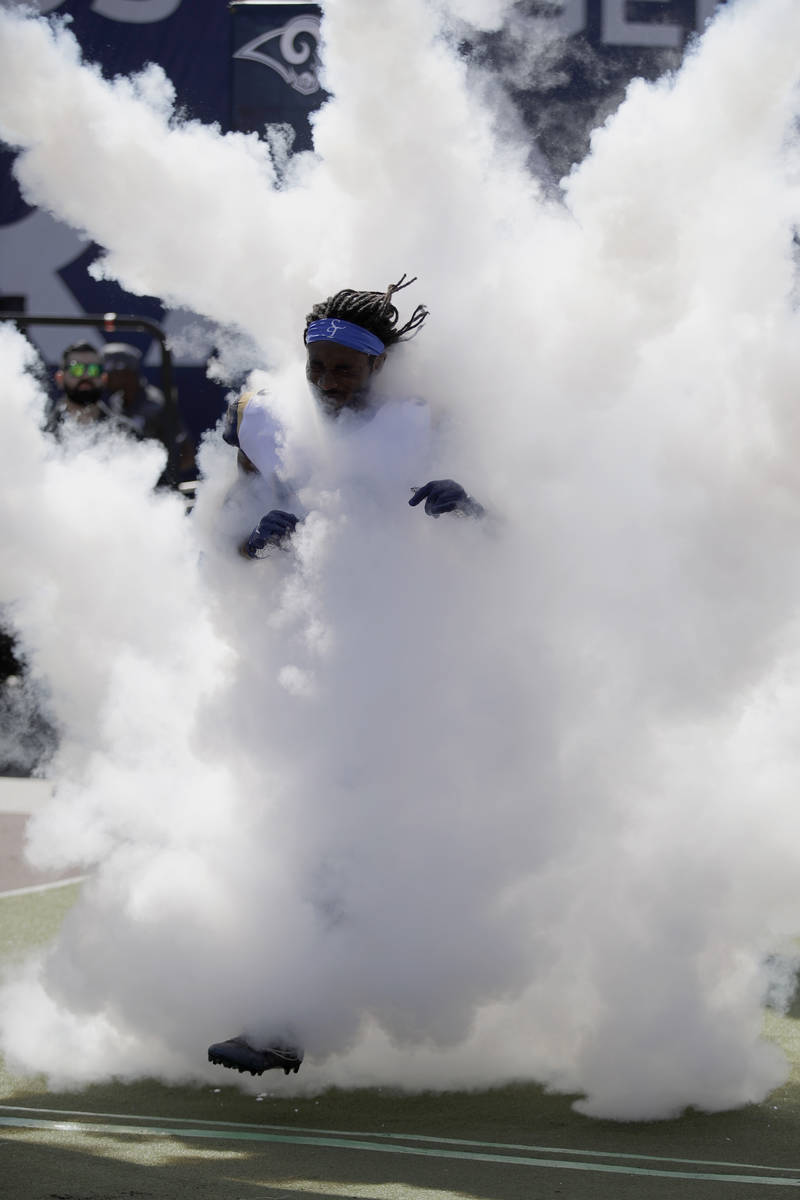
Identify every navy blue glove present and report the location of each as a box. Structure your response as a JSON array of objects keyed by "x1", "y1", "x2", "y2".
[
  {"x1": 409, "y1": 479, "x2": 484, "y2": 519},
  {"x1": 241, "y1": 510, "x2": 299, "y2": 558}
]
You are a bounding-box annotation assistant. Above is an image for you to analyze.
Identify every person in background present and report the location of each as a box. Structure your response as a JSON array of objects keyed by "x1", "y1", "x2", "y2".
[
  {"x1": 102, "y1": 341, "x2": 196, "y2": 487},
  {"x1": 45, "y1": 341, "x2": 108, "y2": 433}
]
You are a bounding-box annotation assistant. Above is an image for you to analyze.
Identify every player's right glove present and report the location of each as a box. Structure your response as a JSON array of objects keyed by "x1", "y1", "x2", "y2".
[{"x1": 241, "y1": 510, "x2": 299, "y2": 558}]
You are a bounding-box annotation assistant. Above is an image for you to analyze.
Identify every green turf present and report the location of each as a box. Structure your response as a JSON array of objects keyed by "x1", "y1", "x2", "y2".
[
  {"x1": 0, "y1": 880, "x2": 83, "y2": 962},
  {"x1": 3, "y1": 882, "x2": 800, "y2": 1200}
]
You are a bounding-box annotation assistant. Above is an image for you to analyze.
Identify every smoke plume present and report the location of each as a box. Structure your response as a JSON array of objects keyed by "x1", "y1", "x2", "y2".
[{"x1": 0, "y1": 0, "x2": 799, "y2": 1120}]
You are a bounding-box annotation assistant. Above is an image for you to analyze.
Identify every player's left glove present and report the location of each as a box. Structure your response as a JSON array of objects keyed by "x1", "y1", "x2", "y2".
[
  {"x1": 240, "y1": 510, "x2": 299, "y2": 558},
  {"x1": 409, "y1": 479, "x2": 484, "y2": 519}
]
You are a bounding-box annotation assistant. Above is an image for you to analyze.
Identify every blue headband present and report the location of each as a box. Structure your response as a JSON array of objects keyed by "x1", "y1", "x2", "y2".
[{"x1": 305, "y1": 318, "x2": 385, "y2": 357}]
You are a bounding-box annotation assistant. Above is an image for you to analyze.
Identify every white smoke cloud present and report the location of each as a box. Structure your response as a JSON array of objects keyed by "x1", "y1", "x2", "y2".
[{"x1": 0, "y1": 0, "x2": 800, "y2": 1121}]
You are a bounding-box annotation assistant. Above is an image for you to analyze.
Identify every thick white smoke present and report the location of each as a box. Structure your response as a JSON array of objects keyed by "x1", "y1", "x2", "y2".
[{"x1": 0, "y1": 0, "x2": 800, "y2": 1121}]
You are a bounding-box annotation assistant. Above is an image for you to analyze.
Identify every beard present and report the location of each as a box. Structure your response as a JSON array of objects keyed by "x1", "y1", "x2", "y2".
[{"x1": 66, "y1": 384, "x2": 103, "y2": 407}]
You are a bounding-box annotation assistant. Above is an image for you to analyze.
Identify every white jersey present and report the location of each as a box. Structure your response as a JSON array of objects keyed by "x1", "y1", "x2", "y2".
[{"x1": 229, "y1": 389, "x2": 434, "y2": 517}]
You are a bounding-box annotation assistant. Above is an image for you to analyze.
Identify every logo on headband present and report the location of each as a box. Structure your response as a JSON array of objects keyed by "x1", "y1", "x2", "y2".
[{"x1": 306, "y1": 318, "x2": 386, "y2": 356}]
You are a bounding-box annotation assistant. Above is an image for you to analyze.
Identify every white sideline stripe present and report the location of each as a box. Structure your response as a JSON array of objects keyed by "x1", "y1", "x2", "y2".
[
  {"x1": 1, "y1": 1106, "x2": 800, "y2": 1184},
  {"x1": 1, "y1": 1113, "x2": 799, "y2": 1186},
  {"x1": 0, "y1": 876, "x2": 87, "y2": 899}
]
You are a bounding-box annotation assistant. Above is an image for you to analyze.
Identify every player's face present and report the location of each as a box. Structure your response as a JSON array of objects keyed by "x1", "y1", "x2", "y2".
[{"x1": 305, "y1": 341, "x2": 383, "y2": 415}]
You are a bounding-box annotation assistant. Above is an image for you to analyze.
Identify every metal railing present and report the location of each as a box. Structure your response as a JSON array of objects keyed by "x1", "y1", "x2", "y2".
[{"x1": 0, "y1": 312, "x2": 176, "y2": 413}]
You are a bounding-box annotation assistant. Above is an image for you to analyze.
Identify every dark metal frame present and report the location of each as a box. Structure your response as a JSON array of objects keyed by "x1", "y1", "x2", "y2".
[{"x1": 0, "y1": 312, "x2": 176, "y2": 415}]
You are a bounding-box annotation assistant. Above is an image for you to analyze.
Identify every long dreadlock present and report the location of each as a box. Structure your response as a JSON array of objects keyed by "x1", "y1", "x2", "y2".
[{"x1": 304, "y1": 274, "x2": 429, "y2": 348}]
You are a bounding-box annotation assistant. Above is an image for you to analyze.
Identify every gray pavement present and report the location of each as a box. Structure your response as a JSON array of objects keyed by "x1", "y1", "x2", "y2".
[{"x1": 0, "y1": 777, "x2": 84, "y2": 895}]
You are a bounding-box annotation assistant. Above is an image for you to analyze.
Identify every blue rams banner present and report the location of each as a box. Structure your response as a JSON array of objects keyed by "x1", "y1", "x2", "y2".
[
  {"x1": 0, "y1": 0, "x2": 722, "y2": 435},
  {"x1": 559, "y1": 0, "x2": 721, "y2": 45},
  {"x1": 0, "y1": 0, "x2": 322, "y2": 436},
  {"x1": 231, "y1": 1, "x2": 325, "y2": 149}
]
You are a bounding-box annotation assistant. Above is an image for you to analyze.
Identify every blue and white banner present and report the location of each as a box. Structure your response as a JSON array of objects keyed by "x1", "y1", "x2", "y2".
[
  {"x1": 0, "y1": 0, "x2": 722, "y2": 433},
  {"x1": 0, "y1": 0, "x2": 322, "y2": 435},
  {"x1": 232, "y1": 1, "x2": 324, "y2": 148}
]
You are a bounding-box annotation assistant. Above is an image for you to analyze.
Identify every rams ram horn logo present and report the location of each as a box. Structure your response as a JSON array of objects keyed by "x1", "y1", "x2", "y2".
[{"x1": 234, "y1": 15, "x2": 322, "y2": 97}]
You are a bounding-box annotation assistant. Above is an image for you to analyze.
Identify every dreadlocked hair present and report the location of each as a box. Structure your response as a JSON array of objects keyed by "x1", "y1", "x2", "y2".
[{"x1": 304, "y1": 274, "x2": 429, "y2": 348}]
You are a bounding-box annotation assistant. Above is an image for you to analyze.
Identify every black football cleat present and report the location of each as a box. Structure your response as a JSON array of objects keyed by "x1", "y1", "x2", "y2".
[{"x1": 208, "y1": 1036, "x2": 303, "y2": 1076}]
